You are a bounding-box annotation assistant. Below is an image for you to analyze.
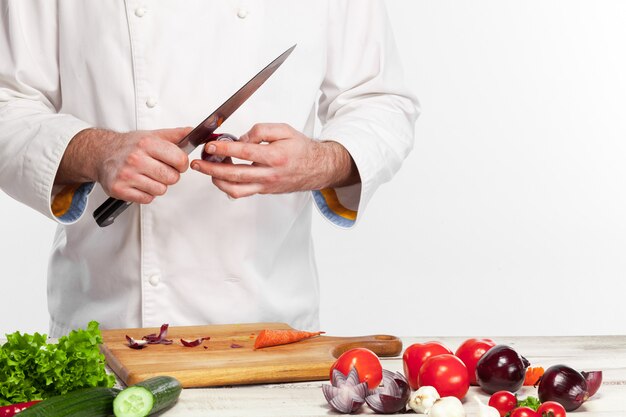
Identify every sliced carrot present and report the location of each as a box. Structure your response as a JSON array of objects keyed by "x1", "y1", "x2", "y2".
[
  {"x1": 524, "y1": 366, "x2": 545, "y2": 386},
  {"x1": 253, "y1": 329, "x2": 325, "y2": 349}
]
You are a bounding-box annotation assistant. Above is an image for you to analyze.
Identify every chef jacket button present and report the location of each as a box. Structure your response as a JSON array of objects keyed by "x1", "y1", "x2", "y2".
[
  {"x1": 145, "y1": 97, "x2": 158, "y2": 108},
  {"x1": 148, "y1": 274, "x2": 160, "y2": 286},
  {"x1": 134, "y1": 7, "x2": 147, "y2": 18},
  {"x1": 237, "y1": 8, "x2": 249, "y2": 19}
]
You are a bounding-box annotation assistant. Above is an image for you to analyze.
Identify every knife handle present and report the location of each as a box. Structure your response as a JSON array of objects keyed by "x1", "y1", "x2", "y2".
[{"x1": 93, "y1": 197, "x2": 133, "y2": 227}]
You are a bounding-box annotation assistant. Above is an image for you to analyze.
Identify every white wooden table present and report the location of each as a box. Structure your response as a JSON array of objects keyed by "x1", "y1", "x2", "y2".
[{"x1": 156, "y1": 335, "x2": 626, "y2": 416}]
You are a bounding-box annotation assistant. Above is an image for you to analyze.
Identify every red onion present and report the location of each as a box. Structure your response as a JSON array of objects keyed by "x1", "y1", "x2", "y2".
[
  {"x1": 142, "y1": 323, "x2": 173, "y2": 345},
  {"x1": 365, "y1": 369, "x2": 410, "y2": 414},
  {"x1": 180, "y1": 337, "x2": 210, "y2": 347},
  {"x1": 230, "y1": 343, "x2": 244, "y2": 349},
  {"x1": 582, "y1": 370, "x2": 603, "y2": 397},
  {"x1": 125, "y1": 335, "x2": 148, "y2": 349},
  {"x1": 201, "y1": 133, "x2": 238, "y2": 163},
  {"x1": 322, "y1": 368, "x2": 367, "y2": 414},
  {"x1": 476, "y1": 345, "x2": 530, "y2": 394},
  {"x1": 538, "y1": 364, "x2": 589, "y2": 411}
]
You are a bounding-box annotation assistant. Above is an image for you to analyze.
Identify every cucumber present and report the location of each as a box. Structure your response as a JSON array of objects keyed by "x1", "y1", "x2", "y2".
[
  {"x1": 113, "y1": 376, "x2": 182, "y2": 417},
  {"x1": 18, "y1": 387, "x2": 120, "y2": 417}
]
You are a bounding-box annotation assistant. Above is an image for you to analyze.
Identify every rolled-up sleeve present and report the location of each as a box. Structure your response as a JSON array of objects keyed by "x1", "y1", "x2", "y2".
[
  {"x1": 0, "y1": 0, "x2": 93, "y2": 223},
  {"x1": 315, "y1": 0, "x2": 420, "y2": 228}
]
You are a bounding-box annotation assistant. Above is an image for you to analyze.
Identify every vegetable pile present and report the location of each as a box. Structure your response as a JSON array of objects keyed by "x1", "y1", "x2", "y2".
[
  {"x1": 321, "y1": 337, "x2": 603, "y2": 416},
  {"x1": 0, "y1": 321, "x2": 115, "y2": 405}
]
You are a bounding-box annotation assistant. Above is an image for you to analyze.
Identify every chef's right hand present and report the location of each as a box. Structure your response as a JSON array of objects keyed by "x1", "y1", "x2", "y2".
[
  {"x1": 57, "y1": 127, "x2": 192, "y2": 204},
  {"x1": 95, "y1": 127, "x2": 192, "y2": 204}
]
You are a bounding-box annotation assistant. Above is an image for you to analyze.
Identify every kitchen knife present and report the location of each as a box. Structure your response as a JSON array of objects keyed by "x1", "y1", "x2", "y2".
[{"x1": 93, "y1": 44, "x2": 296, "y2": 227}]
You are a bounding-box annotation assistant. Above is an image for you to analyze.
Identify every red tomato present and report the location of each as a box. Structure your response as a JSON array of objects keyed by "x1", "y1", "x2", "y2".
[
  {"x1": 418, "y1": 353, "x2": 469, "y2": 399},
  {"x1": 488, "y1": 391, "x2": 517, "y2": 417},
  {"x1": 537, "y1": 401, "x2": 567, "y2": 417},
  {"x1": 402, "y1": 341, "x2": 453, "y2": 390},
  {"x1": 330, "y1": 348, "x2": 383, "y2": 389},
  {"x1": 455, "y1": 338, "x2": 496, "y2": 385},
  {"x1": 510, "y1": 407, "x2": 539, "y2": 417}
]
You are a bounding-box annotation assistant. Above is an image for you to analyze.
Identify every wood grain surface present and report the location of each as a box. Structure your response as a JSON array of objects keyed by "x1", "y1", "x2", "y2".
[{"x1": 100, "y1": 322, "x2": 402, "y2": 387}]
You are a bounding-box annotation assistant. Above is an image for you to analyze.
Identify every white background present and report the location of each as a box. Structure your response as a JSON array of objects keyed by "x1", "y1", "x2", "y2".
[{"x1": 1, "y1": 1, "x2": 626, "y2": 337}]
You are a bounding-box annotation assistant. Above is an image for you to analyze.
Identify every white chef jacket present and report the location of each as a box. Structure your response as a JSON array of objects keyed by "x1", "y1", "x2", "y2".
[{"x1": 0, "y1": 0, "x2": 418, "y2": 337}]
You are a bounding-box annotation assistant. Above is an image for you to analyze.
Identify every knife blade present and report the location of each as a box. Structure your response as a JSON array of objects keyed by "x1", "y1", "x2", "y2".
[{"x1": 93, "y1": 44, "x2": 296, "y2": 227}]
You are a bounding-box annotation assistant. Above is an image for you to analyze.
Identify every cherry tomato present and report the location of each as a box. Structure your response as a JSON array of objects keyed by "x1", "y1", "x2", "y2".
[
  {"x1": 418, "y1": 353, "x2": 469, "y2": 399},
  {"x1": 330, "y1": 348, "x2": 383, "y2": 389},
  {"x1": 455, "y1": 338, "x2": 496, "y2": 385},
  {"x1": 510, "y1": 407, "x2": 539, "y2": 417},
  {"x1": 537, "y1": 401, "x2": 567, "y2": 417},
  {"x1": 488, "y1": 391, "x2": 517, "y2": 417},
  {"x1": 402, "y1": 341, "x2": 453, "y2": 390}
]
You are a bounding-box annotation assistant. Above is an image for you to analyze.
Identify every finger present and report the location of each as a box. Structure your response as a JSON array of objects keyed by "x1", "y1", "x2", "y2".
[
  {"x1": 130, "y1": 174, "x2": 168, "y2": 197},
  {"x1": 154, "y1": 127, "x2": 194, "y2": 143},
  {"x1": 145, "y1": 138, "x2": 190, "y2": 173},
  {"x1": 140, "y1": 157, "x2": 182, "y2": 186},
  {"x1": 113, "y1": 187, "x2": 155, "y2": 205},
  {"x1": 191, "y1": 159, "x2": 273, "y2": 183},
  {"x1": 212, "y1": 178, "x2": 264, "y2": 199},
  {"x1": 202, "y1": 141, "x2": 278, "y2": 165},
  {"x1": 109, "y1": 175, "x2": 165, "y2": 204},
  {"x1": 239, "y1": 123, "x2": 295, "y2": 144}
]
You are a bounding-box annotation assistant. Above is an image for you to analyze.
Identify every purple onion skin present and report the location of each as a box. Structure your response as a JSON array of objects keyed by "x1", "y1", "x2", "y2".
[
  {"x1": 582, "y1": 370, "x2": 603, "y2": 397},
  {"x1": 538, "y1": 365, "x2": 589, "y2": 411},
  {"x1": 475, "y1": 345, "x2": 530, "y2": 394}
]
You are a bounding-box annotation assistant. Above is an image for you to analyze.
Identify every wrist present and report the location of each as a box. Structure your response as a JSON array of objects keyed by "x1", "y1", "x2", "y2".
[
  {"x1": 318, "y1": 140, "x2": 360, "y2": 189},
  {"x1": 55, "y1": 128, "x2": 115, "y2": 186}
]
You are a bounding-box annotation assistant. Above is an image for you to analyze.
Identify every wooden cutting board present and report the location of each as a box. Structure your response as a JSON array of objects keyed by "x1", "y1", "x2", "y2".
[{"x1": 101, "y1": 322, "x2": 402, "y2": 388}]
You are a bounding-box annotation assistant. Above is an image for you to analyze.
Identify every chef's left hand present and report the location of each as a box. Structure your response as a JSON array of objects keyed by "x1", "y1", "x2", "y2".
[{"x1": 190, "y1": 123, "x2": 359, "y2": 199}]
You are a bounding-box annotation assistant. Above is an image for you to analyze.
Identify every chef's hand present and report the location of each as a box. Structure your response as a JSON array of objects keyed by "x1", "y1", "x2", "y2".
[
  {"x1": 189, "y1": 123, "x2": 360, "y2": 199},
  {"x1": 56, "y1": 127, "x2": 192, "y2": 204}
]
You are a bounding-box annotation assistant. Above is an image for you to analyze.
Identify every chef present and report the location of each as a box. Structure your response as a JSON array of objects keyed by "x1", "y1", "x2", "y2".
[{"x1": 0, "y1": 1, "x2": 418, "y2": 337}]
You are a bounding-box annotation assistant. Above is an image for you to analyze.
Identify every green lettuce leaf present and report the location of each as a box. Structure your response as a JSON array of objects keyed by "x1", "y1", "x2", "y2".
[
  {"x1": 0, "y1": 321, "x2": 115, "y2": 405},
  {"x1": 517, "y1": 395, "x2": 541, "y2": 410}
]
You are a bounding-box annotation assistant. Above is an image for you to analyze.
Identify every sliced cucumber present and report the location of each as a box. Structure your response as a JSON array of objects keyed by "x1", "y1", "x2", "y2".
[
  {"x1": 113, "y1": 376, "x2": 182, "y2": 417},
  {"x1": 18, "y1": 387, "x2": 120, "y2": 417}
]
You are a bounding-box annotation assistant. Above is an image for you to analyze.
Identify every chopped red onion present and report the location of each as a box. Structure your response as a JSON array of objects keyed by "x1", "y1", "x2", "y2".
[
  {"x1": 142, "y1": 323, "x2": 173, "y2": 344},
  {"x1": 180, "y1": 337, "x2": 211, "y2": 347},
  {"x1": 230, "y1": 343, "x2": 244, "y2": 348},
  {"x1": 365, "y1": 369, "x2": 410, "y2": 414},
  {"x1": 126, "y1": 335, "x2": 148, "y2": 349},
  {"x1": 322, "y1": 368, "x2": 367, "y2": 414}
]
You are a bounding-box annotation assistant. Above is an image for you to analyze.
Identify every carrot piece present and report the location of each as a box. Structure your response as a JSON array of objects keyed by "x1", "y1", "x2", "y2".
[
  {"x1": 524, "y1": 366, "x2": 545, "y2": 386},
  {"x1": 253, "y1": 329, "x2": 325, "y2": 349}
]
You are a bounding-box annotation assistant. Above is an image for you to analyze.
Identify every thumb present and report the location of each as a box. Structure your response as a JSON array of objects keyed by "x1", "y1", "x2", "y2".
[{"x1": 155, "y1": 126, "x2": 194, "y2": 143}]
